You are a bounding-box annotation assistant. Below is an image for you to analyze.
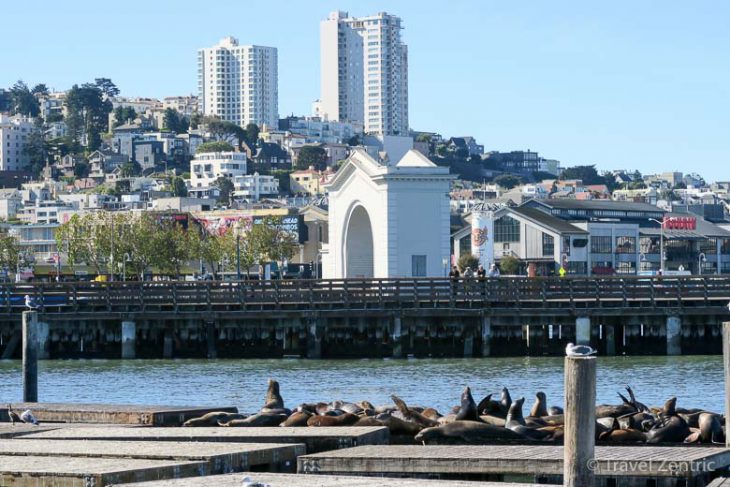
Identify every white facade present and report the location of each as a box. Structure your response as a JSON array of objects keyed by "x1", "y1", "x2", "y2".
[
  {"x1": 323, "y1": 149, "x2": 452, "y2": 278},
  {"x1": 232, "y1": 173, "x2": 280, "y2": 202},
  {"x1": 198, "y1": 37, "x2": 278, "y2": 128},
  {"x1": 0, "y1": 114, "x2": 35, "y2": 171},
  {"x1": 162, "y1": 96, "x2": 199, "y2": 118},
  {"x1": 320, "y1": 11, "x2": 408, "y2": 136},
  {"x1": 284, "y1": 116, "x2": 363, "y2": 144},
  {"x1": 190, "y1": 151, "x2": 248, "y2": 189}
]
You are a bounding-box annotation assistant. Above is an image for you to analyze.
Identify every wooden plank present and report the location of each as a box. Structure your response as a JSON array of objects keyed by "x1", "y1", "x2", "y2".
[
  {"x1": 0, "y1": 439, "x2": 304, "y2": 474},
  {"x1": 117, "y1": 472, "x2": 553, "y2": 487},
  {"x1": 0, "y1": 455, "x2": 205, "y2": 487},
  {"x1": 0, "y1": 403, "x2": 237, "y2": 426},
  {"x1": 298, "y1": 445, "x2": 730, "y2": 478},
  {"x1": 19, "y1": 426, "x2": 389, "y2": 454}
]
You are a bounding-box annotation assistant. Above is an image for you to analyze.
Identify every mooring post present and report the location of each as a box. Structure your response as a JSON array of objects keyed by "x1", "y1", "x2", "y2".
[
  {"x1": 481, "y1": 315, "x2": 491, "y2": 357},
  {"x1": 722, "y1": 321, "x2": 730, "y2": 448},
  {"x1": 666, "y1": 315, "x2": 682, "y2": 355},
  {"x1": 121, "y1": 321, "x2": 136, "y2": 359},
  {"x1": 575, "y1": 316, "x2": 591, "y2": 346},
  {"x1": 564, "y1": 355, "x2": 596, "y2": 487},
  {"x1": 22, "y1": 311, "x2": 39, "y2": 402},
  {"x1": 37, "y1": 320, "x2": 50, "y2": 360},
  {"x1": 392, "y1": 316, "x2": 403, "y2": 358}
]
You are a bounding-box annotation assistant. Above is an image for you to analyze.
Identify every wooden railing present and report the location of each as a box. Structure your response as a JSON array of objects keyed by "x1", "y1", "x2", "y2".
[{"x1": 2, "y1": 276, "x2": 729, "y2": 315}]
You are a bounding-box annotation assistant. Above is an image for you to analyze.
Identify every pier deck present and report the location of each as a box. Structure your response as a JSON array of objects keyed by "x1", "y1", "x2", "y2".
[
  {"x1": 298, "y1": 444, "x2": 730, "y2": 480},
  {"x1": 117, "y1": 472, "x2": 552, "y2": 486},
  {"x1": 0, "y1": 439, "x2": 304, "y2": 474},
  {"x1": 19, "y1": 426, "x2": 390, "y2": 453},
  {"x1": 1, "y1": 402, "x2": 237, "y2": 426}
]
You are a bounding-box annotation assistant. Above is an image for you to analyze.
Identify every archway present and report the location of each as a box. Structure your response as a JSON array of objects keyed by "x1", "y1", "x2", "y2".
[{"x1": 344, "y1": 205, "x2": 374, "y2": 278}]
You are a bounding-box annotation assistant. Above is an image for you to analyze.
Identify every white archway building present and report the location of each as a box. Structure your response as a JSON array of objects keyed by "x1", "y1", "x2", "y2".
[{"x1": 322, "y1": 149, "x2": 452, "y2": 278}]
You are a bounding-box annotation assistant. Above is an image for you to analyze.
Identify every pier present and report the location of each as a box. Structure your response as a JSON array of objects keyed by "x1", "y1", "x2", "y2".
[{"x1": 1, "y1": 276, "x2": 728, "y2": 358}]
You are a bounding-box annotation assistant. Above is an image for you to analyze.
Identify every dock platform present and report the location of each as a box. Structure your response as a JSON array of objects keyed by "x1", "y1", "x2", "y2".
[
  {"x1": 0, "y1": 439, "x2": 304, "y2": 474},
  {"x1": 116, "y1": 472, "x2": 553, "y2": 486},
  {"x1": 19, "y1": 425, "x2": 390, "y2": 453},
  {"x1": 1, "y1": 402, "x2": 237, "y2": 426},
  {"x1": 298, "y1": 445, "x2": 730, "y2": 485}
]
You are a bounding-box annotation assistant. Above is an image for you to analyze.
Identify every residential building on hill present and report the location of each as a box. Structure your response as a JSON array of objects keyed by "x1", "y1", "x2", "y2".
[
  {"x1": 0, "y1": 114, "x2": 34, "y2": 171},
  {"x1": 190, "y1": 151, "x2": 248, "y2": 190},
  {"x1": 198, "y1": 37, "x2": 278, "y2": 128}
]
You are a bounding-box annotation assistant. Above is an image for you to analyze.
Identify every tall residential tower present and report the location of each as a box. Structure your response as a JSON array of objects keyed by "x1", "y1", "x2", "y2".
[
  {"x1": 320, "y1": 11, "x2": 408, "y2": 136},
  {"x1": 198, "y1": 37, "x2": 278, "y2": 129}
]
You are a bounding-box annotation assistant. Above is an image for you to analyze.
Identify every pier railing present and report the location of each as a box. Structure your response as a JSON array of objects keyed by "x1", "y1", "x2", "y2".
[{"x1": 2, "y1": 276, "x2": 730, "y2": 315}]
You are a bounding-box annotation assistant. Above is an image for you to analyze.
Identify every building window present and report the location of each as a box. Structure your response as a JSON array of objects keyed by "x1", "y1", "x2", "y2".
[
  {"x1": 494, "y1": 216, "x2": 520, "y2": 242},
  {"x1": 542, "y1": 233, "x2": 554, "y2": 257},
  {"x1": 615, "y1": 236, "x2": 636, "y2": 254},
  {"x1": 563, "y1": 236, "x2": 571, "y2": 255},
  {"x1": 615, "y1": 261, "x2": 636, "y2": 275},
  {"x1": 591, "y1": 236, "x2": 612, "y2": 254},
  {"x1": 411, "y1": 255, "x2": 426, "y2": 277},
  {"x1": 699, "y1": 238, "x2": 718, "y2": 254}
]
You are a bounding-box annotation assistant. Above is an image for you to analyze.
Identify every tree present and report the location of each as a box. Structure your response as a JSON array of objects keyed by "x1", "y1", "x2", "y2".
[
  {"x1": 65, "y1": 83, "x2": 113, "y2": 150},
  {"x1": 23, "y1": 125, "x2": 47, "y2": 177},
  {"x1": 499, "y1": 255, "x2": 520, "y2": 275},
  {"x1": 113, "y1": 106, "x2": 137, "y2": 127},
  {"x1": 189, "y1": 111, "x2": 202, "y2": 130},
  {"x1": 271, "y1": 169, "x2": 292, "y2": 194},
  {"x1": 347, "y1": 134, "x2": 361, "y2": 146},
  {"x1": 94, "y1": 78, "x2": 120, "y2": 98},
  {"x1": 163, "y1": 108, "x2": 189, "y2": 134},
  {"x1": 120, "y1": 161, "x2": 141, "y2": 177},
  {"x1": 457, "y1": 253, "x2": 479, "y2": 272},
  {"x1": 172, "y1": 176, "x2": 188, "y2": 197},
  {"x1": 196, "y1": 141, "x2": 234, "y2": 154},
  {"x1": 494, "y1": 174, "x2": 523, "y2": 190},
  {"x1": 203, "y1": 117, "x2": 245, "y2": 149},
  {"x1": 9, "y1": 80, "x2": 40, "y2": 117},
  {"x1": 31, "y1": 83, "x2": 49, "y2": 97},
  {"x1": 74, "y1": 161, "x2": 90, "y2": 178},
  {"x1": 244, "y1": 123, "x2": 260, "y2": 147},
  {"x1": 0, "y1": 230, "x2": 20, "y2": 272},
  {"x1": 252, "y1": 216, "x2": 299, "y2": 268},
  {"x1": 214, "y1": 176, "x2": 234, "y2": 205},
  {"x1": 296, "y1": 145, "x2": 328, "y2": 170},
  {"x1": 560, "y1": 165, "x2": 606, "y2": 185}
]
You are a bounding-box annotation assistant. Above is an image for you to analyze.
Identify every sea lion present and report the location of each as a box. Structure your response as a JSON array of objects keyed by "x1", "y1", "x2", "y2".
[
  {"x1": 222, "y1": 413, "x2": 287, "y2": 427},
  {"x1": 505, "y1": 397, "x2": 551, "y2": 440},
  {"x1": 415, "y1": 421, "x2": 523, "y2": 444},
  {"x1": 455, "y1": 387, "x2": 479, "y2": 422},
  {"x1": 646, "y1": 416, "x2": 689, "y2": 444},
  {"x1": 422, "y1": 408, "x2": 442, "y2": 420},
  {"x1": 548, "y1": 406, "x2": 563, "y2": 416},
  {"x1": 262, "y1": 379, "x2": 284, "y2": 411},
  {"x1": 307, "y1": 412, "x2": 360, "y2": 427},
  {"x1": 477, "y1": 394, "x2": 502, "y2": 416},
  {"x1": 624, "y1": 385, "x2": 649, "y2": 412},
  {"x1": 339, "y1": 403, "x2": 363, "y2": 415},
  {"x1": 530, "y1": 392, "x2": 549, "y2": 418},
  {"x1": 500, "y1": 387, "x2": 512, "y2": 413},
  {"x1": 354, "y1": 416, "x2": 385, "y2": 428},
  {"x1": 698, "y1": 412, "x2": 724, "y2": 444},
  {"x1": 183, "y1": 411, "x2": 245, "y2": 427},
  {"x1": 600, "y1": 429, "x2": 647, "y2": 443},
  {"x1": 479, "y1": 415, "x2": 506, "y2": 427},
  {"x1": 391, "y1": 395, "x2": 439, "y2": 428},
  {"x1": 280, "y1": 411, "x2": 311, "y2": 427}
]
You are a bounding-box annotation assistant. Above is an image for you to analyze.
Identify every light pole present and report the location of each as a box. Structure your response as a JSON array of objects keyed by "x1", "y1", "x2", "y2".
[
  {"x1": 648, "y1": 217, "x2": 676, "y2": 274},
  {"x1": 698, "y1": 252, "x2": 706, "y2": 276},
  {"x1": 236, "y1": 233, "x2": 241, "y2": 280}
]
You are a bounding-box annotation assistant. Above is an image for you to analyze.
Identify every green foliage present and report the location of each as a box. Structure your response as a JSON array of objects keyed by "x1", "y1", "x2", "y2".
[
  {"x1": 203, "y1": 117, "x2": 245, "y2": 148},
  {"x1": 347, "y1": 134, "x2": 361, "y2": 146},
  {"x1": 214, "y1": 176, "x2": 235, "y2": 205},
  {"x1": 9, "y1": 80, "x2": 40, "y2": 117},
  {"x1": 499, "y1": 255, "x2": 520, "y2": 275},
  {"x1": 244, "y1": 123, "x2": 260, "y2": 147},
  {"x1": 271, "y1": 169, "x2": 292, "y2": 194},
  {"x1": 120, "y1": 161, "x2": 141, "y2": 177},
  {"x1": 172, "y1": 176, "x2": 188, "y2": 197},
  {"x1": 74, "y1": 161, "x2": 90, "y2": 178},
  {"x1": 253, "y1": 216, "x2": 299, "y2": 264},
  {"x1": 560, "y1": 165, "x2": 606, "y2": 185},
  {"x1": 0, "y1": 230, "x2": 20, "y2": 271},
  {"x1": 457, "y1": 253, "x2": 479, "y2": 272},
  {"x1": 189, "y1": 111, "x2": 202, "y2": 130},
  {"x1": 494, "y1": 173, "x2": 523, "y2": 189},
  {"x1": 296, "y1": 145, "x2": 328, "y2": 170},
  {"x1": 532, "y1": 171, "x2": 558, "y2": 182},
  {"x1": 163, "y1": 108, "x2": 189, "y2": 134},
  {"x1": 113, "y1": 106, "x2": 137, "y2": 127},
  {"x1": 94, "y1": 78, "x2": 120, "y2": 98},
  {"x1": 196, "y1": 141, "x2": 235, "y2": 154},
  {"x1": 31, "y1": 83, "x2": 49, "y2": 97},
  {"x1": 22, "y1": 129, "x2": 46, "y2": 177},
  {"x1": 65, "y1": 83, "x2": 113, "y2": 150}
]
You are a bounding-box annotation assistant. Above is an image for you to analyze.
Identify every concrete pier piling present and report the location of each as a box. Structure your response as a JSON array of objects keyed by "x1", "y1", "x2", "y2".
[
  {"x1": 575, "y1": 316, "x2": 591, "y2": 346},
  {"x1": 666, "y1": 315, "x2": 682, "y2": 355},
  {"x1": 481, "y1": 316, "x2": 491, "y2": 357},
  {"x1": 307, "y1": 321, "x2": 322, "y2": 359},
  {"x1": 22, "y1": 311, "x2": 38, "y2": 402},
  {"x1": 392, "y1": 317, "x2": 403, "y2": 358},
  {"x1": 121, "y1": 321, "x2": 136, "y2": 359}
]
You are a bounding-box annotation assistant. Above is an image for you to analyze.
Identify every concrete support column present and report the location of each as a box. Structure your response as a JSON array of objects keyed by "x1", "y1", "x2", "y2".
[
  {"x1": 576, "y1": 316, "x2": 591, "y2": 346},
  {"x1": 206, "y1": 322, "x2": 217, "y2": 359},
  {"x1": 37, "y1": 321, "x2": 50, "y2": 360},
  {"x1": 121, "y1": 321, "x2": 136, "y2": 359},
  {"x1": 306, "y1": 320, "x2": 322, "y2": 359},
  {"x1": 666, "y1": 315, "x2": 682, "y2": 356},
  {"x1": 162, "y1": 327, "x2": 173, "y2": 359},
  {"x1": 604, "y1": 324, "x2": 616, "y2": 356},
  {"x1": 392, "y1": 317, "x2": 403, "y2": 358},
  {"x1": 463, "y1": 327, "x2": 474, "y2": 358},
  {"x1": 481, "y1": 316, "x2": 491, "y2": 357}
]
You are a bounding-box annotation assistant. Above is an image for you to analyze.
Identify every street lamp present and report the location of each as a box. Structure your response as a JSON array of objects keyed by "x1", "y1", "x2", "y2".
[
  {"x1": 648, "y1": 217, "x2": 676, "y2": 274},
  {"x1": 698, "y1": 252, "x2": 706, "y2": 276}
]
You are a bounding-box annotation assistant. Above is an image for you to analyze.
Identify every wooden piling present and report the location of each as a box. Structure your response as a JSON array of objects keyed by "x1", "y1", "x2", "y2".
[
  {"x1": 22, "y1": 311, "x2": 39, "y2": 403},
  {"x1": 564, "y1": 355, "x2": 596, "y2": 487},
  {"x1": 722, "y1": 321, "x2": 730, "y2": 448}
]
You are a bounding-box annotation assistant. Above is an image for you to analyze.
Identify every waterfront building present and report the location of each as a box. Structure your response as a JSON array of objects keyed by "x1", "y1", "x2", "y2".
[
  {"x1": 0, "y1": 114, "x2": 34, "y2": 171},
  {"x1": 322, "y1": 149, "x2": 452, "y2": 278},
  {"x1": 320, "y1": 11, "x2": 408, "y2": 136},
  {"x1": 198, "y1": 37, "x2": 278, "y2": 128}
]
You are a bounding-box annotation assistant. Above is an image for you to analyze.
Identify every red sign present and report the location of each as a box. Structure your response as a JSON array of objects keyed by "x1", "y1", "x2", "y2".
[{"x1": 662, "y1": 217, "x2": 696, "y2": 230}]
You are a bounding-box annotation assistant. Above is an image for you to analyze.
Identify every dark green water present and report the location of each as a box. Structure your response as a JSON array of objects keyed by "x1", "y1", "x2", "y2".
[{"x1": 0, "y1": 356, "x2": 722, "y2": 413}]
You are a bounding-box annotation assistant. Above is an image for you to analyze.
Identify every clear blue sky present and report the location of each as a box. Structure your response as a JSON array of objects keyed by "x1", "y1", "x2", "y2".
[{"x1": 3, "y1": 1, "x2": 728, "y2": 181}]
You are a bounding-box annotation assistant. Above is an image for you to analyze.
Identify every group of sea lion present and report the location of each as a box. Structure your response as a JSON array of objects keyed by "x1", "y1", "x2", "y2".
[{"x1": 182, "y1": 380, "x2": 724, "y2": 445}]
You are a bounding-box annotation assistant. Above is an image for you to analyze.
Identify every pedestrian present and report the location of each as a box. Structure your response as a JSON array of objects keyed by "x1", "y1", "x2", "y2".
[
  {"x1": 477, "y1": 265, "x2": 486, "y2": 279},
  {"x1": 463, "y1": 266, "x2": 474, "y2": 279},
  {"x1": 488, "y1": 263, "x2": 501, "y2": 278},
  {"x1": 448, "y1": 265, "x2": 460, "y2": 281}
]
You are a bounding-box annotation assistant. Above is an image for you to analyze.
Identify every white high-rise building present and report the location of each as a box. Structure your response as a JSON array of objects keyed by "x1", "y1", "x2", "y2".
[
  {"x1": 320, "y1": 11, "x2": 408, "y2": 136},
  {"x1": 198, "y1": 37, "x2": 278, "y2": 129},
  {"x1": 0, "y1": 114, "x2": 35, "y2": 171}
]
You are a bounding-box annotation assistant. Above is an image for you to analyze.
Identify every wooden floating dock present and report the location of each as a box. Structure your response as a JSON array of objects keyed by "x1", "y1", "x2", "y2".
[
  {"x1": 708, "y1": 478, "x2": 730, "y2": 486},
  {"x1": 1, "y1": 402, "x2": 237, "y2": 426},
  {"x1": 116, "y1": 471, "x2": 553, "y2": 486},
  {"x1": 0, "y1": 439, "x2": 304, "y2": 475},
  {"x1": 298, "y1": 445, "x2": 730, "y2": 484},
  {"x1": 19, "y1": 426, "x2": 390, "y2": 453}
]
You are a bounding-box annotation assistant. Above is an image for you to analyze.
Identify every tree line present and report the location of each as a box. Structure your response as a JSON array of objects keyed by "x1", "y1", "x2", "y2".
[{"x1": 54, "y1": 212, "x2": 298, "y2": 280}]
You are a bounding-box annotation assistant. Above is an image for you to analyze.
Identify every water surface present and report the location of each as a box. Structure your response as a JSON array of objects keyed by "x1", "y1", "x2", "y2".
[{"x1": 0, "y1": 356, "x2": 722, "y2": 413}]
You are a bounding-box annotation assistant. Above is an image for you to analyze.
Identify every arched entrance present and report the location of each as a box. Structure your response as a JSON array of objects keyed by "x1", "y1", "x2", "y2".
[{"x1": 344, "y1": 205, "x2": 374, "y2": 278}]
